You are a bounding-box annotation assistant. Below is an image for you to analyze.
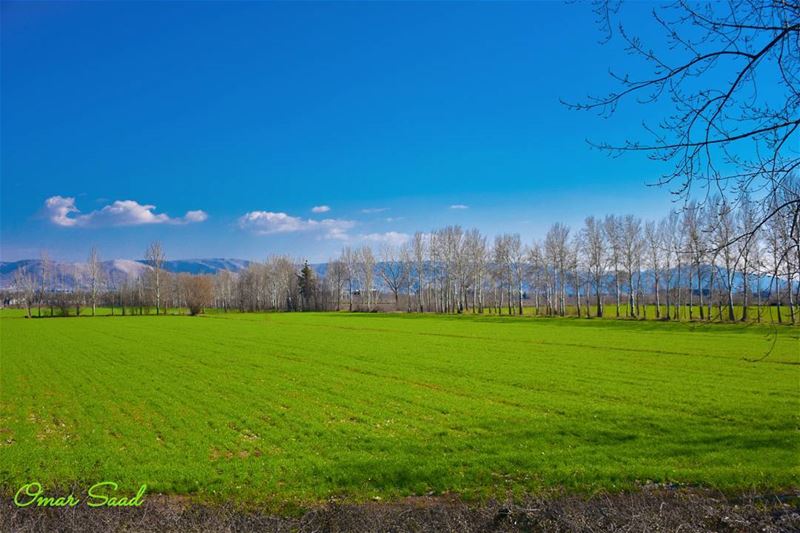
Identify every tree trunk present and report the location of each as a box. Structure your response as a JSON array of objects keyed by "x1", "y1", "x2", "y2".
[
  {"x1": 727, "y1": 284, "x2": 735, "y2": 322},
  {"x1": 628, "y1": 273, "x2": 635, "y2": 318},
  {"x1": 595, "y1": 282, "x2": 603, "y2": 318},
  {"x1": 756, "y1": 276, "x2": 762, "y2": 323},
  {"x1": 741, "y1": 267, "x2": 749, "y2": 321},
  {"x1": 654, "y1": 276, "x2": 661, "y2": 319},
  {"x1": 697, "y1": 264, "x2": 704, "y2": 320},
  {"x1": 788, "y1": 271, "x2": 796, "y2": 324}
]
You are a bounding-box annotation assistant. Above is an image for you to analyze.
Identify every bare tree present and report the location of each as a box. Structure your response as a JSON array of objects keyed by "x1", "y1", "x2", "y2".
[
  {"x1": 570, "y1": 2, "x2": 799, "y2": 243},
  {"x1": 737, "y1": 192, "x2": 759, "y2": 321},
  {"x1": 145, "y1": 241, "x2": 166, "y2": 315},
  {"x1": 341, "y1": 247, "x2": 357, "y2": 312},
  {"x1": 507, "y1": 234, "x2": 525, "y2": 315},
  {"x1": 214, "y1": 270, "x2": 235, "y2": 312},
  {"x1": 379, "y1": 244, "x2": 408, "y2": 308},
  {"x1": 491, "y1": 235, "x2": 510, "y2": 315},
  {"x1": 683, "y1": 202, "x2": 706, "y2": 320},
  {"x1": 14, "y1": 266, "x2": 36, "y2": 318},
  {"x1": 644, "y1": 220, "x2": 662, "y2": 319},
  {"x1": 604, "y1": 215, "x2": 623, "y2": 317},
  {"x1": 765, "y1": 180, "x2": 800, "y2": 323},
  {"x1": 569, "y1": 234, "x2": 582, "y2": 318},
  {"x1": 358, "y1": 245, "x2": 376, "y2": 311},
  {"x1": 659, "y1": 214, "x2": 679, "y2": 320},
  {"x1": 712, "y1": 198, "x2": 739, "y2": 321},
  {"x1": 412, "y1": 232, "x2": 427, "y2": 312},
  {"x1": 619, "y1": 215, "x2": 643, "y2": 318},
  {"x1": 181, "y1": 274, "x2": 214, "y2": 315},
  {"x1": 327, "y1": 259, "x2": 347, "y2": 311},
  {"x1": 39, "y1": 250, "x2": 52, "y2": 317},
  {"x1": 765, "y1": 209, "x2": 786, "y2": 323},
  {"x1": 544, "y1": 223, "x2": 571, "y2": 316},
  {"x1": 465, "y1": 229, "x2": 487, "y2": 314},
  {"x1": 581, "y1": 216, "x2": 608, "y2": 317},
  {"x1": 399, "y1": 243, "x2": 414, "y2": 312},
  {"x1": 72, "y1": 264, "x2": 85, "y2": 316},
  {"x1": 87, "y1": 247, "x2": 104, "y2": 316}
]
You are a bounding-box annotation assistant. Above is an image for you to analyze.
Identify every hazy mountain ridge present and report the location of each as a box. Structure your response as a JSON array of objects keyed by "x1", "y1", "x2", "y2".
[{"x1": 0, "y1": 258, "x2": 253, "y2": 289}]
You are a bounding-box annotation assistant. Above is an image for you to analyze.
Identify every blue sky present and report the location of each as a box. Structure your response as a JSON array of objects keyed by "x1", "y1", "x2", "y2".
[{"x1": 2, "y1": 1, "x2": 679, "y2": 262}]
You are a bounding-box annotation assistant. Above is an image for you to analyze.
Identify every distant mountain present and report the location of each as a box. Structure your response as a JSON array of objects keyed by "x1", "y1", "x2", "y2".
[
  {"x1": 0, "y1": 258, "x2": 252, "y2": 289},
  {"x1": 149, "y1": 258, "x2": 252, "y2": 275}
]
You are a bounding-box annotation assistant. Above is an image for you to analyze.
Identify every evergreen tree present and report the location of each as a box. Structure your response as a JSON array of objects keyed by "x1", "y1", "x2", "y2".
[{"x1": 298, "y1": 260, "x2": 316, "y2": 311}]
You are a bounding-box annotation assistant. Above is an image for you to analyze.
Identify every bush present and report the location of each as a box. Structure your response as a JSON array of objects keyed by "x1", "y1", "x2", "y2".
[{"x1": 181, "y1": 275, "x2": 214, "y2": 316}]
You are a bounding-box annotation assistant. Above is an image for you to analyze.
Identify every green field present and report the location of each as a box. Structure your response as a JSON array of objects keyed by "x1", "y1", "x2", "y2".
[
  {"x1": 14, "y1": 303, "x2": 794, "y2": 324},
  {"x1": 1, "y1": 312, "x2": 798, "y2": 508}
]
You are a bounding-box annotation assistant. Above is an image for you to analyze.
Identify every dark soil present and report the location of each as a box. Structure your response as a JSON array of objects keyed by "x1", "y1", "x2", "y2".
[{"x1": 3, "y1": 488, "x2": 798, "y2": 532}]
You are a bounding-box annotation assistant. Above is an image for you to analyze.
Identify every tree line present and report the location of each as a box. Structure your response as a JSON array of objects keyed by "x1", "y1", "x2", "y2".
[{"x1": 8, "y1": 191, "x2": 799, "y2": 324}]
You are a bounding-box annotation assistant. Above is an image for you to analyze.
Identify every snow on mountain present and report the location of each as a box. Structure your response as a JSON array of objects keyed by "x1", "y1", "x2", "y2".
[{"x1": 0, "y1": 258, "x2": 252, "y2": 289}]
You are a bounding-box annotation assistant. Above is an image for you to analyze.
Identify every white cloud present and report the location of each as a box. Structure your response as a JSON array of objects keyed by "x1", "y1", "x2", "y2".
[
  {"x1": 311, "y1": 205, "x2": 330, "y2": 213},
  {"x1": 361, "y1": 207, "x2": 389, "y2": 214},
  {"x1": 182, "y1": 210, "x2": 209, "y2": 223},
  {"x1": 362, "y1": 231, "x2": 411, "y2": 246},
  {"x1": 45, "y1": 196, "x2": 81, "y2": 227},
  {"x1": 449, "y1": 204, "x2": 469, "y2": 210},
  {"x1": 320, "y1": 219, "x2": 353, "y2": 240},
  {"x1": 44, "y1": 196, "x2": 207, "y2": 227},
  {"x1": 238, "y1": 211, "x2": 355, "y2": 240}
]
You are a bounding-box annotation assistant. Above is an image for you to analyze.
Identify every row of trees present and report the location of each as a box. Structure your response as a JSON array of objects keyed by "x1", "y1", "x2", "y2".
[
  {"x1": 9, "y1": 242, "x2": 213, "y2": 318},
  {"x1": 8, "y1": 191, "x2": 799, "y2": 323},
  {"x1": 220, "y1": 192, "x2": 799, "y2": 322},
  {"x1": 300, "y1": 194, "x2": 795, "y2": 323}
]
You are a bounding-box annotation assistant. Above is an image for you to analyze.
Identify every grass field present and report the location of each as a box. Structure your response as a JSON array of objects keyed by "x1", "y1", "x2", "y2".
[
  {"x1": 1, "y1": 312, "x2": 798, "y2": 509},
  {"x1": 13, "y1": 303, "x2": 795, "y2": 324}
]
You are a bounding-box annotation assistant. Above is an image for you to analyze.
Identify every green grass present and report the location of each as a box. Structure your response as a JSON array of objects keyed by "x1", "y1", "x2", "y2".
[
  {"x1": 8, "y1": 302, "x2": 794, "y2": 323},
  {"x1": 487, "y1": 303, "x2": 791, "y2": 322},
  {"x1": 0, "y1": 312, "x2": 797, "y2": 508}
]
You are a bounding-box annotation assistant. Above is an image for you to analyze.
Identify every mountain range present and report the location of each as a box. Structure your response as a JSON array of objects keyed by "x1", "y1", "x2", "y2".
[{"x1": 0, "y1": 258, "x2": 253, "y2": 289}]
